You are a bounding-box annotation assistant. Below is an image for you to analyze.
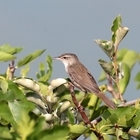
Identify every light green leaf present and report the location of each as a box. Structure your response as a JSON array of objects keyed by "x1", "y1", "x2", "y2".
[
  {"x1": 0, "y1": 51, "x2": 16, "y2": 62},
  {"x1": 118, "y1": 63, "x2": 130, "y2": 94},
  {"x1": 0, "y1": 44, "x2": 23, "y2": 55},
  {"x1": 0, "y1": 79, "x2": 8, "y2": 93},
  {"x1": 117, "y1": 48, "x2": 128, "y2": 61},
  {"x1": 46, "y1": 55, "x2": 53, "y2": 81},
  {"x1": 90, "y1": 133, "x2": 98, "y2": 140},
  {"x1": 69, "y1": 124, "x2": 87, "y2": 134},
  {"x1": 17, "y1": 49, "x2": 46, "y2": 67},
  {"x1": 134, "y1": 72, "x2": 140, "y2": 89},
  {"x1": 98, "y1": 71, "x2": 106, "y2": 82},
  {"x1": 121, "y1": 50, "x2": 138, "y2": 68},
  {"x1": 38, "y1": 82, "x2": 49, "y2": 95},
  {"x1": 17, "y1": 112, "x2": 35, "y2": 139},
  {"x1": 20, "y1": 64, "x2": 30, "y2": 77},
  {"x1": 17, "y1": 55, "x2": 32, "y2": 67},
  {"x1": 0, "y1": 127, "x2": 13, "y2": 139}
]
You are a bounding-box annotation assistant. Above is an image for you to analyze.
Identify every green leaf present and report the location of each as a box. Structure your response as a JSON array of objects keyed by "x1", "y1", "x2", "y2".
[
  {"x1": 0, "y1": 79, "x2": 8, "y2": 93},
  {"x1": 103, "y1": 107, "x2": 135, "y2": 127},
  {"x1": 98, "y1": 59, "x2": 114, "y2": 77},
  {"x1": 98, "y1": 71, "x2": 106, "y2": 82},
  {"x1": 111, "y1": 15, "x2": 122, "y2": 43},
  {"x1": 46, "y1": 55, "x2": 53, "y2": 81},
  {"x1": 8, "y1": 101, "x2": 34, "y2": 125},
  {"x1": 133, "y1": 109, "x2": 140, "y2": 129},
  {"x1": 14, "y1": 78, "x2": 40, "y2": 93},
  {"x1": 90, "y1": 133, "x2": 98, "y2": 140},
  {"x1": 118, "y1": 63, "x2": 130, "y2": 94},
  {"x1": 20, "y1": 64, "x2": 30, "y2": 77},
  {"x1": 37, "y1": 125, "x2": 69, "y2": 140},
  {"x1": 17, "y1": 112, "x2": 35, "y2": 140},
  {"x1": 121, "y1": 50, "x2": 138, "y2": 68},
  {"x1": 0, "y1": 44, "x2": 23, "y2": 55},
  {"x1": 0, "y1": 51, "x2": 16, "y2": 62},
  {"x1": 17, "y1": 49, "x2": 46, "y2": 67},
  {"x1": 116, "y1": 128, "x2": 123, "y2": 140},
  {"x1": 17, "y1": 55, "x2": 32, "y2": 67},
  {"x1": 134, "y1": 72, "x2": 140, "y2": 89},
  {"x1": 117, "y1": 48, "x2": 128, "y2": 62},
  {"x1": 0, "y1": 101, "x2": 14, "y2": 123},
  {"x1": 111, "y1": 15, "x2": 129, "y2": 47},
  {"x1": 134, "y1": 72, "x2": 140, "y2": 82},
  {"x1": 39, "y1": 62, "x2": 45, "y2": 76},
  {"x1": 38, "y1": 82, "x2": 49, "y2": 95},
  {"x1": 94, "y1": 40, "x2": 114, "y2": 60},
  {"x1": 69, "y1": 124, "x2": 87, "y2": 134},
  {"x1": 117, "y1": 49, "x2": 138, "y2": 69},
  {"x1": 0, "y1": 126, "x2": 13, "y2": 139},
  {"x1": 8, "y1": 80, "x2": 25, "y2": 100},
  {"x1": 36, "y1": 55, "x2": 53, "y2": 82}
]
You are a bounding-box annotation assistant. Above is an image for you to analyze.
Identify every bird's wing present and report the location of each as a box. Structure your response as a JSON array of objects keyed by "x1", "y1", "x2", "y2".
[{"x1": 68, "y1": 63, "x2": 101, "y2": 94}]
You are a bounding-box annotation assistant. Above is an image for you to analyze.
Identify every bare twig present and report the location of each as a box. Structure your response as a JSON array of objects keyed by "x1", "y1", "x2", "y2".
[{"x1": 7, "y1": 60, "x2": 16, "y2": 80}]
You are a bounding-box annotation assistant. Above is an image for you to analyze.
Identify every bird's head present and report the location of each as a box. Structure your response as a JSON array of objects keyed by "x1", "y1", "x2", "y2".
[{"x1": 54, "y1": 53, "x2": 79, "y2": 68}]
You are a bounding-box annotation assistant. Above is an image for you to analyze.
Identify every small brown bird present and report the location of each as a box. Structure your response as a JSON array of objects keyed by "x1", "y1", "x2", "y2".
[{"x1": 54, "y1": 53, "x2": 116, "y2": 109}]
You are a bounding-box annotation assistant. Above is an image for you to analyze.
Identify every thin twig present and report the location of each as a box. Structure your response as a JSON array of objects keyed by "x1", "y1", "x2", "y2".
[{"x1": 7, "y1": 60, "x2": 16, "y2": 80}]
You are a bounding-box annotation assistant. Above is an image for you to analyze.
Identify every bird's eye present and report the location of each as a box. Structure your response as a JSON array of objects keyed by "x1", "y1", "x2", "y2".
[{"x1": 63, "y1": 57, "x2": 67, "y2": 59}]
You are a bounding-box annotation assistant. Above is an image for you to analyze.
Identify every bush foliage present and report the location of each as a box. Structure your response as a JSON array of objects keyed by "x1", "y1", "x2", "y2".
[{"x1": 0, "y1": 15, "x2": 140, "y2": 140}]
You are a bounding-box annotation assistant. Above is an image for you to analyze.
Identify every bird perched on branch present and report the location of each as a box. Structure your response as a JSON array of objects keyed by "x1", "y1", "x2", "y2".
[{"x1": 54, "y1": 53, "x2": 116, "y2": 109}]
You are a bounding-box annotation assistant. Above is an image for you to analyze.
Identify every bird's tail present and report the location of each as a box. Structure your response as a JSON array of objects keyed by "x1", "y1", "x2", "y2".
[{"x1": 96, "y1": 92, "x2": 116, "y2": 109}]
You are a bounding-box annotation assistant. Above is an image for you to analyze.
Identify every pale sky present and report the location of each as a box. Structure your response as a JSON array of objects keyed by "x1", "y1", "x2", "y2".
[{"x1": 0, "y1": 2, "x2": 140, "y2": 139}]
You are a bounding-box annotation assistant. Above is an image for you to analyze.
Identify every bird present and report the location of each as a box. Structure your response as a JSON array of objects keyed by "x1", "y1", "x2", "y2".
[{"x1": 54, "y1": 53, "x2": 116, "y2": 109}]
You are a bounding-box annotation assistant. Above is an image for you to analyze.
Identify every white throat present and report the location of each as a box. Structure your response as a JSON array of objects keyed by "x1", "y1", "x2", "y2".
[{"x1": 62, "y1": 61, "x2": 69, "y2": 72}]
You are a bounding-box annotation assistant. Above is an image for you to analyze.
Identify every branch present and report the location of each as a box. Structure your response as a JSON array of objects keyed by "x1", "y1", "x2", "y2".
[
  {"x1": 6, "y1": 60, "x2": 16, "y2": 80},
  {"x1": 68, "y1": 82, "x2": 104, "y2": 140}
]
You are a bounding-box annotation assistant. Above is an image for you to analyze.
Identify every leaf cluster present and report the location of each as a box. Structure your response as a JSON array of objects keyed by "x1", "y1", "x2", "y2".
[{"x1": 0, "y1": 15, "x2": 140, "y2": 140}]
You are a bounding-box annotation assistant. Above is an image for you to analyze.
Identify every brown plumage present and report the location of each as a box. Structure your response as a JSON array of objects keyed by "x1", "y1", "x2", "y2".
[{"x1": 54, "y1": 53, "x2": 116, "y2": 109}]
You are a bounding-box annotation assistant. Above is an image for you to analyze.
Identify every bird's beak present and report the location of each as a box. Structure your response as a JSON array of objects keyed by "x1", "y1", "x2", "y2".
[{"x1": 53, "y1": 56, "x2": 60, "y2": 60}]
